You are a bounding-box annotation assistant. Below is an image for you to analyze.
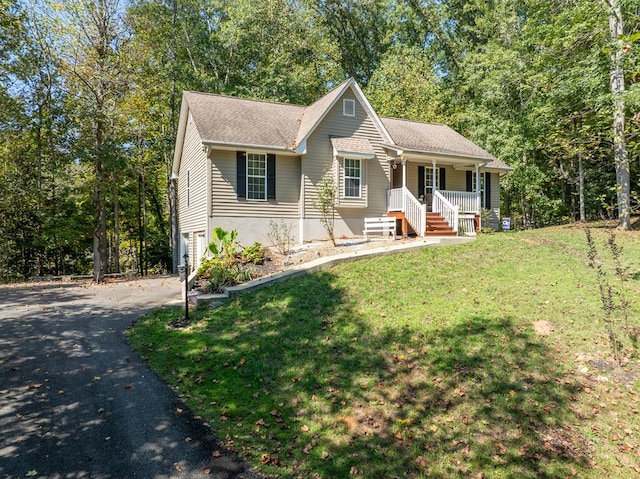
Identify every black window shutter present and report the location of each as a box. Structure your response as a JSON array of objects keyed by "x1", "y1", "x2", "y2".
[
  {"x1": 236, "y1": 151, "x2": 246, "y2": 198},
  {"x1": 466, "y1": 171, "x2": 473, "y2": 192},
  {"x1": 418, "y1": 165, "x2": 425, "y2": 196},
  {"x1": 439, "y1": 167, "x2": 446, "y2": 190},
  {"x1": 267, "y1": 154, "x2": 276, "y2": 200},
  {"x1": 485, "y1": 172, "x2": 492, "y2": 209}
]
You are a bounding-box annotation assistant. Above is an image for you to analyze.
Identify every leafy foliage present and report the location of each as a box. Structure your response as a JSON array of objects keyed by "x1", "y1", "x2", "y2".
[
  {"x1": 1, "y1": 0, "x2": 640, "y2": 280},
  {"x1": 314, "y1": 172, "x2": 337, "y2": 247}
]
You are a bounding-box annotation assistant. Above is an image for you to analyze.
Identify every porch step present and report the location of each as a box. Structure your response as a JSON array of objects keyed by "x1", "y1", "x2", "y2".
[
  {"x1": 387, "y1": 211, "x2": 458, "y2": 237},
  {"x1": 425, "y1": 212, "x2": 457, "y2": 237}
]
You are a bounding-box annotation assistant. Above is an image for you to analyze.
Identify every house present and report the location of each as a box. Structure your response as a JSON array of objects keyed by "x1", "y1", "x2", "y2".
[{"x1": 172, "y1": 78, "x2": 511, "y2": 268}]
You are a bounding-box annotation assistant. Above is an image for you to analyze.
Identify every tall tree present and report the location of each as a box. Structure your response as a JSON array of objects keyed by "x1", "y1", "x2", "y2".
[
  {"x1": 57, "y1": 0, "x2": 132, "y2": 282},
  {"x1": 602, "y1": 0, "x2": 631, "y2": 229}
]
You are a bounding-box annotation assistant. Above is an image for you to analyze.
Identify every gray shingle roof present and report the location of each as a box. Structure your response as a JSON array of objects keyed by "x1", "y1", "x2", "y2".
[
  {"x1": 181, "y1": 85, "x2": 511, "y2": 171},
  {"x1": 183, "y1": 91, "x2": 305, "y2": 150},
  {"x1": 330, "y1": 137, "x2": 376, "y2": 158},
  {"x1": 381, "y1": 117, "x2": 497, "y2": 161}
]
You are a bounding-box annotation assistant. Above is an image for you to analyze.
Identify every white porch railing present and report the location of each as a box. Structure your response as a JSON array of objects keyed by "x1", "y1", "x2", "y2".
[
  {"x1": 387, "y1": 187, "x2": 426, "y2": 236},
  {"x1": 441, "y1": 190, "x2": 480, "y2": 214},
  {"x1": 387, "y1": 188, "x2": 403, "y2": 212},
  {"x1": 433, "y1": 190, "x2": 459, "y2": 233}
]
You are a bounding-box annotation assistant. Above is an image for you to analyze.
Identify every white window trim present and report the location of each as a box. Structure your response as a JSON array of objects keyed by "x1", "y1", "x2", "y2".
[
  {"x1": 343, "y1": 157, "x2": 362, "y2": 198},
  {"x1": 246, "y1": 152, "x2": 267, "y2": 201},
  {"x1": 343, "y1": 98, "x2": 355, "y2": 117}
]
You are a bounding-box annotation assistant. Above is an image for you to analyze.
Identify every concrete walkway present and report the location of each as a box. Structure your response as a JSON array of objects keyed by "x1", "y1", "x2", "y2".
[{"x1": 0, "y1": 276, "x2": 260, "y2": 479}]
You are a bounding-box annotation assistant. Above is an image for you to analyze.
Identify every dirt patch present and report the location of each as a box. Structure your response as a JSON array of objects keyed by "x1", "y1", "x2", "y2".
[
  {"x1": 532, "y1": 320, "x2": 554, "y2": 335},
  {"x1": 521, "y1": 237, "x2": 554, "y2": 246},
  {"x1": 539, "y1": 425, "x2": 593, "y2": 461}
]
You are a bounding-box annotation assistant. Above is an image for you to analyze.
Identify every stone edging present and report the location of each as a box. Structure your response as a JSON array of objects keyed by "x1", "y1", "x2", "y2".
[{"x1": 193, "y1": 236, "x2": 473, "y2": 305}]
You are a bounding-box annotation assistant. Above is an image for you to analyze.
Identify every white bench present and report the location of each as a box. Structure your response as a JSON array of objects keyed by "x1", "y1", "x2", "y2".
[{"x1": 363, "y1": 217, "x2": 396, "y2": 240}]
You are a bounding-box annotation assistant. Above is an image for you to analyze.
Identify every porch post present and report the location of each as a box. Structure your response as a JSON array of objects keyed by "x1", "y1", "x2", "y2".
[
  {"x1": 432, "y1": 160, "x2": 437, "y2": 192},
  {"x1": 475, "y1": 163, "x2": 480, "y2": 213},
  {"x1": 401, "y1": 158, "x2": 407, "y2": 188},
  {"x1": 401, "y1": 158, "x2": 407, "y2": 212}
]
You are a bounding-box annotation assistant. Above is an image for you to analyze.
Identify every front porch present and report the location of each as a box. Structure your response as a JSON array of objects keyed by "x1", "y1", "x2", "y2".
[
  {"x1": 385, "y1": 156, "x2": 485, "y2": 237},
  {"x1": 387, "y1": 187, "x2": 480, "y2": 237}
]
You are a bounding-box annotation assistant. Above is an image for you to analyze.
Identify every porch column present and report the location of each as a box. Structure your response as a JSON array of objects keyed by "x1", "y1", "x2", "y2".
[
  {"x1": 432, "y1": 160, "x2": 437, "y2": 192},
  {"x1": 401, "y1": 158, "x2": 407, "y2": 188},
  {"x1": 401, "y1": 158, "x2": 407, "y2": 212},
  {"x1": 475, "y1": 163, "x2": 481, "y2": 213}
]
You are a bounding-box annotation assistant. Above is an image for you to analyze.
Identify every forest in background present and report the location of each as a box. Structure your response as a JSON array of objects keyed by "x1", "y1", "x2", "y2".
[{"x1": 0, "y1": 0, "x2": 638, "y2": 281}]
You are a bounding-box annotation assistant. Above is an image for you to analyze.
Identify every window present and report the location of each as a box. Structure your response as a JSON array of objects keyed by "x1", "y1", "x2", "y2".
[
  {"x1": 343, "y1": 99, "x2": 355, "y2": 117},
  {"x1": 247, "y1": 153, "x2": 267, "y2": 200},
  {"x1": 343, "y1": 158, "x2": 361, "y2": 197}
]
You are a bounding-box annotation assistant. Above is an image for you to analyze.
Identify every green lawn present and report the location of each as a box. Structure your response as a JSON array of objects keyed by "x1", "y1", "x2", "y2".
[{"x1": 128, "y1": 224, "x2": 640, "y2": 478}]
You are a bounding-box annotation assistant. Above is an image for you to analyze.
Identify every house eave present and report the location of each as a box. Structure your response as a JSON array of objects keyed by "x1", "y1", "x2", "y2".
[
  {"x1": 403, "y1": 148, "x2": 492, "y2": 166},
  {"x1": 201, "y1": 140, "x2": 299, "y2": 156}
]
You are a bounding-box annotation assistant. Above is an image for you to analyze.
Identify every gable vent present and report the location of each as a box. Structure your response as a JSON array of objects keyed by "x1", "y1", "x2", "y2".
[{"x1": 343, "y1": 99, "x2": 355, "y2": 117}]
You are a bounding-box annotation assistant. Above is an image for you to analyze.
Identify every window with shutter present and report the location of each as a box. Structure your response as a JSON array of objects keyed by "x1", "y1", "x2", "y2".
[{"x1": 237, "y1": 151, "x2": 276, "y2": 201}]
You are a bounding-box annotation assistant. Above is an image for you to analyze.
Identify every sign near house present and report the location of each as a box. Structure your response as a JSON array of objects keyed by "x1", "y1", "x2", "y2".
[{"x1": 502, "y1": 218, "x2": 511, "y2": 230}]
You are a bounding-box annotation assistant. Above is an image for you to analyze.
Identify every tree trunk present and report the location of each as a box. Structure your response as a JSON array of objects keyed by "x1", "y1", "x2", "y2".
[
  {"x1": 93, "y1": 158, "x2": 106, "y2": 283},
  {"x1": 605, "y1": 0, "x2": 630, "y2": 229},
  {"x1": 113, "y1": 182, "x2": 120, "y2": 273},
  {"x1": 578, "y1": 152, "x2": 586, "y2": 222}
]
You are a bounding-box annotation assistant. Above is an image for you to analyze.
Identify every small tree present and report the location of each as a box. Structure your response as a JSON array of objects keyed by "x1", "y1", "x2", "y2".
[{"x1": 315, "y1": 172, "x2": 337, "y2": 246}]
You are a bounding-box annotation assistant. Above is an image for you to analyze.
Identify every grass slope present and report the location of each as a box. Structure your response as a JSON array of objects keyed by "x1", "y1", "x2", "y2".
[{"x1": 128, "y1": 225, "x2": 640, "y2": 478}]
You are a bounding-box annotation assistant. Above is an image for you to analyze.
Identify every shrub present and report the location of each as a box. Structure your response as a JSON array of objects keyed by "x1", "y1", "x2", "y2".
[
  {"x1": 207, "y1": 227, "x2": 239, "y2": 260},
  {"x1": 197, "y1": 258, "x2": 254, "y2": 294},
  {"x1": 242, "y1": 242, "x2": 265, "y2": 265},
  {"x1": 266, "y1": 219, "x2": 295, "y2": 255}
]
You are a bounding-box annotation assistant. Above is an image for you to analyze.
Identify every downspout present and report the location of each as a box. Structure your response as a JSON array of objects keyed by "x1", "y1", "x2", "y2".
[{"x1": 299, "y1": 158, "x2": 305, "y2": 244}]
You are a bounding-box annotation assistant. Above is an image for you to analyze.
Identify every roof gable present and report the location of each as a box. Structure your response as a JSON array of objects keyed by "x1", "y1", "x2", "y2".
[{"x1": 293, "y1": 78, "x2": 393, "y2": 153}]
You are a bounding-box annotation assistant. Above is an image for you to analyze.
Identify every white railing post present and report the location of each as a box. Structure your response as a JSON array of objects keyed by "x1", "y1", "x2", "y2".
[{"x1": 433, "y1": 190, "x2": 459, "y2": 234}]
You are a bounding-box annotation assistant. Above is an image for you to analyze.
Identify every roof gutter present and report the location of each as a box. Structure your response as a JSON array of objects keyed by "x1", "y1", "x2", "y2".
[{"x1": 201, "y1": 140, "x2": 298, "y2": 156}]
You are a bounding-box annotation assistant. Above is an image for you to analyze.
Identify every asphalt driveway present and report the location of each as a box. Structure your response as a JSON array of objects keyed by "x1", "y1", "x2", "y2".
[{"x1": 0, "y1": 277, "x2": 260, "y2": 479}]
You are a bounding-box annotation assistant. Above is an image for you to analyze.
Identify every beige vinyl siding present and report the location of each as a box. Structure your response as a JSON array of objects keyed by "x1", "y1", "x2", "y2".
[
  {"x1": 303, "y1": 90, "x2": 389, "y2": 219},
  {"x1": 446, "y1": 168, "x2": 467, "y2": 192},
  {"x1": 178, "y1": 113, "x2": 208, "y2": 235},
  {"x1": 210, "y1": 149, "x2": 300, "y2": 218},
  {"x1": 486, "y1": 172, "x2": 501, "y2": 228}
]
